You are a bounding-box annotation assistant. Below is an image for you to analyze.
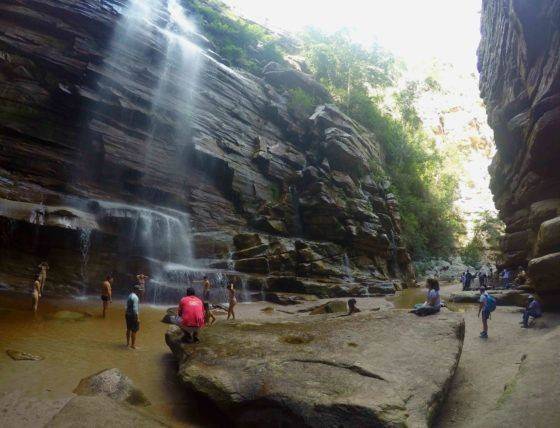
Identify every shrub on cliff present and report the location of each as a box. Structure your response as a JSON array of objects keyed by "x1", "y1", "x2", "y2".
[
  {"x1": 301, "y1": 29, "x2": 464, "y2": 259},
  {"x1": 182, "y1": 0, "x2": 284, "y2": 72}
]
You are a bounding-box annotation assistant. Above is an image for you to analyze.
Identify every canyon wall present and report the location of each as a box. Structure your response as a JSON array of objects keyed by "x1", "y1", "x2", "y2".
[
  {"x1": 478, "y1": 0, "x2": 560, "y2": 307},
  {"x1": 0, "y1": 0, "x2": 413, "y2": 300}
]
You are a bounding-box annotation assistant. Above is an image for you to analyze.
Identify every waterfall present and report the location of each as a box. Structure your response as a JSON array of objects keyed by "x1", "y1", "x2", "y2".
[
  {"x1": 342, "y1": 253, "x2": 354, "y2": 282},
  {"x1": 74, "y1": 0, "x2": 206, "y2": 303},
  {"x1": 79, "y1": 228, "x2": 92, "y2": 294}
]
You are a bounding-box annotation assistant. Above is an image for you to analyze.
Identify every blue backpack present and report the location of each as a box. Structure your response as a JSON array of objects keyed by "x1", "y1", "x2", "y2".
[{"x1": 486, "y1": 294, "x2": 497, "y2": 312}]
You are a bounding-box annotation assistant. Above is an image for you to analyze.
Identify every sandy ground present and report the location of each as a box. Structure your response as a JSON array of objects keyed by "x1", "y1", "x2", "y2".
[{"x1": 435, "y1": 286, "x2": 560, "y2": 427}]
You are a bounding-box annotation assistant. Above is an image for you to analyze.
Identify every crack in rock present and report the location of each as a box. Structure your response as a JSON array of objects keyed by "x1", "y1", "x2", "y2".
[{"x1": 287, "y1": 358, "x2": 387, "y2": 381}]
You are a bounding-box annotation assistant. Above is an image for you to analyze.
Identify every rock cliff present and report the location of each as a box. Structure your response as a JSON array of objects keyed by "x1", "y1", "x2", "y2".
[
  {"x1": 478, "y1": 0, "x2": 560, "y2": 307},
  {"x1": 0, "y1": 0, "x2": 413, "y2": 300}
]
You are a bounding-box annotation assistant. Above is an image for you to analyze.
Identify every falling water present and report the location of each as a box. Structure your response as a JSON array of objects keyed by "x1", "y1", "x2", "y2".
[
  {"x1": 79, "y1": 228, "x2": 92, "y2": 294},
  {"x1": 342, "y1": 253, "x2": 354, "y2": 282}
]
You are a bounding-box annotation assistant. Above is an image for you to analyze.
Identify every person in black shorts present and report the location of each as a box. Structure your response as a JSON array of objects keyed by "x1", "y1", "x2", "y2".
[
  {"x1": 101, "y1": 275, "x2": 113, "y2": 318},
  {"x1": 125, "y1": 285, "x2": 141, "y2": 349}
]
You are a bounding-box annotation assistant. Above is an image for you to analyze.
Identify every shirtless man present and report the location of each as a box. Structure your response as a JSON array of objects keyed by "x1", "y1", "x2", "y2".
[
  {"x1": 202, "y1": 276, "x2": 211, "y2": 302},
  {"x1": 136, "y1": 273, "x2": 149, "y2": 300},
  {"x1": 38, "y1": 261, "x2": 49, "y2": 295},
  {"x1": 101, "y1": 275, "x2": 113, "y2": 318},
  {"x1": 31, "y1": 276, "x2": 41, "y2": 313}
]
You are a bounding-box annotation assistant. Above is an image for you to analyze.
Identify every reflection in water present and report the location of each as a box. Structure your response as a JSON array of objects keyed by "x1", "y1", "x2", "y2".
[
  {"x1": 389, "y1": 284, "x2": 468, "y2": 313},
  {"x1": 0, "y1": 293, "x2": 219, "y2": 427}
]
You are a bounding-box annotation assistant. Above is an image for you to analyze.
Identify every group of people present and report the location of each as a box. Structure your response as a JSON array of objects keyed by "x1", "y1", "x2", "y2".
[
  {"x1": 414, "y1": 277, "x2": 544, "y2": 339},
  {"x1": 460, "y1": 269, "x2": 491, "y2": 291},
  {"x1": 103, "y1": 274, "x2": 238, "y2": 348}
]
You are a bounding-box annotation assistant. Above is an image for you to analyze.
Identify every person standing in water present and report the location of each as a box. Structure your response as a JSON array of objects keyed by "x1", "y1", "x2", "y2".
[
  {"x1": 227, "y1": 282, "x2": 237, "y2": 320},
  {"x1": 38, "y1": 261, "x2": 49, "y2": 295},
  {"x1": 101, "y1": 275, "x2": 113, "y2": 318},
  {"x1": 125, "y1": 285, "x2": 141, "y2": 349},
  {"x1": 136, "y1": 273, "x2": 149, "y2": 300},
  {"x1": 202, "y1": 276, "x2": 211, "y2": 302},
  {"x1": 31, "y1": 276, "x2": 41, "y2": 313}
]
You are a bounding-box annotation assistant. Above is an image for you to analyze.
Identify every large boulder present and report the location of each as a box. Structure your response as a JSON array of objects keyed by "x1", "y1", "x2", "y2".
[
  {"x1": 73, "y1": 368, "x2": 150, "y2": 406},
  {"x1": 45, "y1": 396, "x2": 165, "y2": 428},
  {"x1": 166, "y1": 311, "x2": 465, "y2": 427}
]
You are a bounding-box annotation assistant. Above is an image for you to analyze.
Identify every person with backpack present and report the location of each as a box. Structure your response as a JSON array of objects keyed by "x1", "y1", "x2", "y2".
[{"x1": 478, "y1": 286, "x2": 496, "y2": 338}]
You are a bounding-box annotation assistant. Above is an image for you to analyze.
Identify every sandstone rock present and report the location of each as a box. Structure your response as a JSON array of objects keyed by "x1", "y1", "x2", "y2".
[
  {"x1": 45, "y1": 396, "x2": 165, "y2": 428},
  {"x1": 309, "y1": 300, "x2": 348, "y2": 315},
  {"x1": 0, "y1": 0, "x2": 413, "y2": 299},
  {"x1": 166, "y1": 311, "x2": 465, "y2": 427},
  {"x1": 367, "y1": 282, "x2": 397, "y2": 295},
  {"x1": 536, "y1": 216, "x2": 560, "y2": 256},
  {"x1": 479, "y1": 0, "x2": 560, "y2": 308},
  {"x1": 73, "y1": 368, "x2": 150, "y2": 406},
  {"x1": 264, "y1": 292, "x2": 318, "y2": 306},
  {"x1": 6, "y1": 349, "x2": 43, "y2": 361}
]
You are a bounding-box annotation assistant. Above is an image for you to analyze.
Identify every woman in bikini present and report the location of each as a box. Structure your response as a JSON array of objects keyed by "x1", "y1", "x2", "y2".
[
  {"x1": 31, "y1": 276, "x2": 41, "y2": 313},
  {"x1": 227, "y1": 282, "x2": 237, "y2": 320}
]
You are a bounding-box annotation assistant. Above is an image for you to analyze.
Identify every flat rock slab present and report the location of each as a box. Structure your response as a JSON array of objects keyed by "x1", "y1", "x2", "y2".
[
  {"x1": 166, "y1": 310, "x2": 465, "y2": 427},
  {"x1": 6, "y1": 349, "x2": 43, "y2": 361}
]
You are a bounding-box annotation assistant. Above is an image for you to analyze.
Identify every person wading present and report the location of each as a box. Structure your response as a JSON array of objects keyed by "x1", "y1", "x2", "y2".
[
  {"x1": 31, "y1": 276, "x2": 41, "y2": 313},
  {"x1": 101, "y1": 275, "x2": 113, "y2": 318},
  {"x1": 38, "y1": 261, "x2": 49, "y2": 295},
  {"x1": 125, "y1": 285, "x2": 141, "y2": 349}
]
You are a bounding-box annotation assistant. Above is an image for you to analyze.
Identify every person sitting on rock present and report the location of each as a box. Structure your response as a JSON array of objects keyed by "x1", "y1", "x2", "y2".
[
  {"x1": 347, "y1": 299, "x2": 361, "y2": 315},
  {"x1": 412, "y1": 278, "x2": 441, "y2": 316},
  {"x1": 177, "y1": 287, "x2": 205, "y2": 343},
  {"x1": 521, "y1": 295, "x2": 542, "y2": 328}
]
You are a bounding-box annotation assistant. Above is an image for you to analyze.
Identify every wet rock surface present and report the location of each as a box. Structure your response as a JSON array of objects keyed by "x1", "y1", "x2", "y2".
[
  {"x1": 478, "y1": 0, "x2": 560, "y2": 307},
  {"x1": 449, "y1": 290, "x2": 530, "y2": 307},
  {"x1": 73, "y1": 368, "x2": 150, "y2": 406},
  {"x1": 0, "y1": 0, "x2": 413, "y2": 300},
  {"x1": 166, "y1": 310, "x2": 465, "y2": 427}
]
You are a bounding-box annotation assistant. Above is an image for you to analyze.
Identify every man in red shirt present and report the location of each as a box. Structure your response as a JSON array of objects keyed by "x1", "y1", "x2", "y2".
[{"x1": 178, "y1": 287, "x2": 205, "y2": 343}]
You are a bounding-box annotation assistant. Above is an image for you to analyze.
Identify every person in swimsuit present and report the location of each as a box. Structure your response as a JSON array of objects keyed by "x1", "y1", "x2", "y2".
[
  {"x1": 136, "y1": 273, "x2": 149, "y2": 300},
  {"x1": 203, "y1": 276, "x2": 211, "y2": 302},
  {"x1": 227, "y1": 282, "x2": 237, "y2": 320},
  {"x1": 38, "y1": 261, "x2": 49, "y2": 295},
  {"x1": 31, "y1": 276, "x2": 41, "y2": 313},
  {"x1": 101, "y1": 275, "x2": 113, "y2": 318},
  {"x1": 203, "y1": 302, "x2": 216, "y2": 326}
]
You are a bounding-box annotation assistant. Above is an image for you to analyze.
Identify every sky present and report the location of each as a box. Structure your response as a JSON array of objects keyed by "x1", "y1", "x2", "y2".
[{"x1": 224, "y1": 0, "x2": 482, "y2": 74}]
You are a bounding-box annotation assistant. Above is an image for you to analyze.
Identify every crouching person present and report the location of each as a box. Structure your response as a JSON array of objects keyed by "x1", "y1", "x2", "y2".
[
  {"x1": 522, "y1": 295, "x2": 542, "y2": 328},
  {"x1": 174, "y1": 287, "x2": 205, "y2": 343}
]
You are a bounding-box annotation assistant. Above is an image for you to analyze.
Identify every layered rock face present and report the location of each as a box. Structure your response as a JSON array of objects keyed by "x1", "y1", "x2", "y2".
[
  {"x1": 478, "y1": 0, "x2": 560, "y2": 307},
  {"x1": 0, "y1": 0, "x2": 413, "y2": 300}
]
